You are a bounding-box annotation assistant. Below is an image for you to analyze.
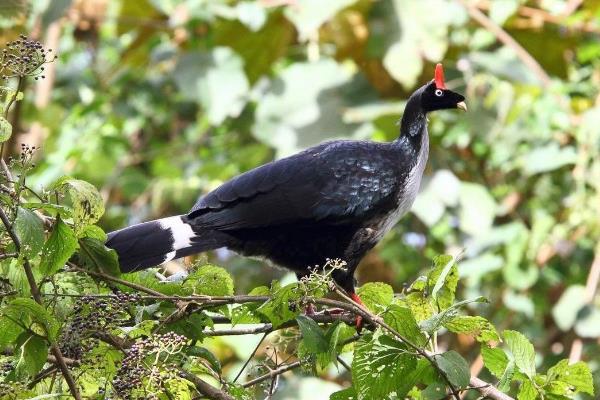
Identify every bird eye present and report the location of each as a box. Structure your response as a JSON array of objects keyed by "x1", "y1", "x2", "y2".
[{"x1": 435, "y1": 89, "x2": 443, "y2": 97}]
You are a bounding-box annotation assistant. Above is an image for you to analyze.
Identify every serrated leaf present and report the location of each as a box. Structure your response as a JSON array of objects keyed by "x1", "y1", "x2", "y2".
[
  {"x1": 420, "y1": 297, "x2": 488, "y2": 335},
  {"x1": 0, "y1": 315, "x2": 23, "y2": 349},
  {"x1": 187, "y1": 346, "x2": 222, "y2": 374},
  {"x1": 383, "y1": 304, "x2": 428, "y2": 346},
  {"x1": 15, "y1": 207, "x2": 44, "y2": 259},
  {"x1": 352, "y1": 333, "x2": 417, "y2": 399},
  {"x1": 504, "y1": 330, "x2": 536, "y2": 378},
  {"x1": 517, "y1": 380, "x2": 538, "y2": 400},
  {"x1": 78, "y1": 236, "x2": 120, "y2": 275},
  {"x1": 39, "y1": 217, "x2": 78, "y2": 276},
  {"x1": 257, "y1": 282, "x2": 301, "y2": 328},
  {"x1": 405, "y1": 292, "x2": 435, "y2": 322},
  {"x1": 444, "y1": 315, "x2": 500, "y2": 343},
  {"x1": 435, "y1": 350, "x2": 470, "y2": 388},
  {"x1": 481, "y1": 345, "x2": 509, "y2": 377},
  {"x1": 13, "y1": 333, "x2": 48, "y2": 379},
  {"x1": 297, "y1": 315, "x2": 328, "y2": 354},
  {"x1": 54, "y1": 178, "x2": 105, "y2": 235},
  {"x1": 357, "y1": 282, "x2": 393, "y2": 314},
  {"x1": 482, "y1": 345, "x2": 514, "y2": 391},
  {"x1": 2, "y1": 298, "x2": 59, "y2": 343},
  {"x1": 428, "y1": 255, "x2": 458, "y2": 311},
  {"x1": 0, "y1": 116, "x2": 12, "y2": 142},
  {"x1": 547, "y1": 359, "x2": 594, "y2": 395},
  {"x1": 183, "y1": 264, "x2": 234, "y2": 296}
]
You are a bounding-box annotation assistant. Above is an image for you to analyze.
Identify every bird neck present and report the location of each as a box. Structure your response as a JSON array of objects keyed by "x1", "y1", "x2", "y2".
[{"x1": 395, "y1": 91, "x2": 427, "y2": 155}]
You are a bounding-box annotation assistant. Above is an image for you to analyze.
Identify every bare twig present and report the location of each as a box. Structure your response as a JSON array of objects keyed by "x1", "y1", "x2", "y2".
[
  {"x1": 457, "y1": 0, "x2": 551, "y2": 87},
  {"x1": 233, "y1": 332, "x2": 268, "y2": 383}
]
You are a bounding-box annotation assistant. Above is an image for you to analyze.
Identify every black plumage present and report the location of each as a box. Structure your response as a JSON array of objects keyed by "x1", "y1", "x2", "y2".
[{"x1": 106, "y1": 64, "x2": 466, "y2": 298}]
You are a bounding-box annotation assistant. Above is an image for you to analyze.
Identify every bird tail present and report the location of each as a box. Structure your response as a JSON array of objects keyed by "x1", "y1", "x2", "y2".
[{"x1": 106, "y1": 215, "x2": 228, "y2": 273}]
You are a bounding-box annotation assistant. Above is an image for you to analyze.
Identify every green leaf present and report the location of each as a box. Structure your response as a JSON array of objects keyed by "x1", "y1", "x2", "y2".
[
  {"x1": 552, "y1": 285, "x2": 587, "y2": 331},
  {"x1": 574, "y1": 306, "x2": 600, "y2": 338},
  {"x1": 352, "y1": 333, "x2": 418, "y2": 399},
  {"x1": 422, "y1": 382, "x2": 447, "y2": 400},
  {"x1": 54, "y1": 178, "x2": 105, "y2": 234},
  {"x1": 257, "y1": 282, "x2": 301, "y2": 328},
  {"x1": 444, "y1": 316, "x2": 500, "y2": 343},
  {"x1": 517, "y1": 380, "x2": 538, "y2": 400},
  {"x1": 2, "y1": 298, "x2": 60, "y2": 343},
  {"x1": 459, "y1": 182, "x2": 498, "y2": 236},
  {"x1": 13, "y1": 333, "x2": 48, "y2": 379},
  {"x1": 357, "y1": 282, "x2": 394, "y2": 314},
  {"x1": 380, "y1": 1, "x2": 459, "y2": 88},
  {"x1": 547, "y1": 359, "x2": 594, "y2": 395},
  {"x1": 520, "y1": 144, "x2": 577, "y2": 176},
  {"x1": 428, "y1": 255, "x2": 459, "y2": 310},
  {"x1": 78, "y1": 236, "x2": 120, "y2": 275},
  {"x1": 187, "y1": 346, "x2": 222, "y2": 374},
  {"x1": 383, "y1": 304, "x2": 428, "y2": 346},
  {"x1": 329, "y1": 387, "x2": 356, "y2": 400},
  {"x1": 0, "y1": 116, "x2": 12, "y2": 142},
  {"x1": 183, "y1": 264, "x2": 234, "y2": 296},
  {"x1": 15, "y1": 207, "x2": 45, "y2": 259},
  {"x1": 297, "y1": 315, "x2": 329, "y2": 354},
  {"x1": 173, "y1": 48, "x2": 250, "y2": 125},
  {"x1": 481, "y1": 345, "x2": 514, "y2": 391},
  {"x1": 39, "y1": 217, "x2": 78, "y2": 276},
  {"x1": 504, "y1": 330, "x2": 536, "y2": 378},
  {"x1": 283, "y1": 0, "x2": 356, "y2": 40},
  {"x1": 435, "y1": 350, "x2": 470, "y2": 388},
  {"x1": 0, "y1": 315, "x2": 24, "y2": 349},
  {"x1": 481, "y1": 345, "x2": 509, "y2": 377}
]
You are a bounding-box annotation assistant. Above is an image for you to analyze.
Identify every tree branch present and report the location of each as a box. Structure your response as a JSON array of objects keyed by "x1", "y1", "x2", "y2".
[{"x1": 457, "y1": 0, "x2": 551, "y2": 87}]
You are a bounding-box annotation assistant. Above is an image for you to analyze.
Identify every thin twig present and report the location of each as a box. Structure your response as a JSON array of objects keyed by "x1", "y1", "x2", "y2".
[
  {"x1": 0, "y1": 207, "x2": 81, "y2": 399},
  {"x1": 67, "y1": 263, "x2": 166, "y2": 297},
  {"x1": 457, "y1": 0, "x2": 551, "y2": 87},
  {"x1": 178, "y1": 370, "x2": 234, "y2": 400},
  {"x1": 242, "y1": 361, "x2": 301, "y2": 388},
  {"x1": 234, "y1": 332, "x2": 268, "y2": 383}
]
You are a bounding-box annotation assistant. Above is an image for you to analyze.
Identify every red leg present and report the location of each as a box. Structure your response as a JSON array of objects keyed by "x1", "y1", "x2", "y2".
[{"x1": 350, "y1": 293, "x2": 364, "y2": 331}]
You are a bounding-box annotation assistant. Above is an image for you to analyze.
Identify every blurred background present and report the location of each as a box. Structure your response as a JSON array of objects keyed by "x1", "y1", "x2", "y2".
[{"x1": 1, "y1": 0, "x2": 600, "y2": 397}]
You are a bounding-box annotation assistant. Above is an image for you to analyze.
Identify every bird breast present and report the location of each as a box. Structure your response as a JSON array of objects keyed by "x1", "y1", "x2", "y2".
[{"x1": 372, "y1": 132, "x2": 429, "y2": 241}]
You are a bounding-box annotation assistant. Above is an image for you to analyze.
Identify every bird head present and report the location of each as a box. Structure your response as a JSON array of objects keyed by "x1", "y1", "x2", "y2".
[{"x1": 419, "y1": 64, "x2": 467, "y2": 113}]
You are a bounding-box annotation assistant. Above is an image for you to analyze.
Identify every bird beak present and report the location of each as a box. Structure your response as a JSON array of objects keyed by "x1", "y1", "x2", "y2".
[{"x1": 456, "y1": 101, "x2": 468, "y2": 112}]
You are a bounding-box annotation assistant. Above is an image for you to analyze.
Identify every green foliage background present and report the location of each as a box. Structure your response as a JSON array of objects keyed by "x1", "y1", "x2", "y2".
[{"x1": 1, "y1": 0, "x2": 600, "y2": 398}]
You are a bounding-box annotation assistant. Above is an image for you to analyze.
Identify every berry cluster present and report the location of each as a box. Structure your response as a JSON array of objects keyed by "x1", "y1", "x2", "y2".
[
  {"x1": 1, "y1": 34, "x2": 56, "y2": 80},
  {"x1": 60, "y1": 293, "x2": 140, "y2": 360},
  {"x1": 112, "y1": 332, "x2": 187, "y2": 399}
]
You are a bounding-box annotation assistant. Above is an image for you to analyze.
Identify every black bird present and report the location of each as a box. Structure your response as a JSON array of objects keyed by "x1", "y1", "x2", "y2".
[{"x1": 106, "y1": 64, "x2": 466, "y2": 309}]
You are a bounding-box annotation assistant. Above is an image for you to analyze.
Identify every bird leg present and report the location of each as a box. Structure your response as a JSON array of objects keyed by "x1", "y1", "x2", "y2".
[{"x1": 349, "y1": 292, "x2": 365, "y2": 332}]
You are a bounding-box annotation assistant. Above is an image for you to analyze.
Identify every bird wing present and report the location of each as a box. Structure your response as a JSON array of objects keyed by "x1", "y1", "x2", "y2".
[{"x1": 187, "y1": 141, "x2": 404, "y2": 230}]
